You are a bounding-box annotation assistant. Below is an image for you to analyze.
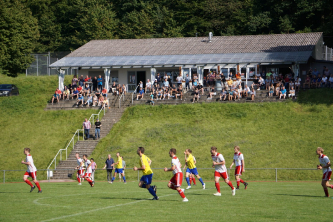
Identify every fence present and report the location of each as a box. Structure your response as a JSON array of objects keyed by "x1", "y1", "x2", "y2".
[
  {"x1": 1, "y1": 168, "x2": 320, "y2": 183},
  {"x1": 26, "y1": 52, "x2": 77, "y2": 76},
  {"x1": 322, "y1": 45, "x2": 333, "y2": 61}
]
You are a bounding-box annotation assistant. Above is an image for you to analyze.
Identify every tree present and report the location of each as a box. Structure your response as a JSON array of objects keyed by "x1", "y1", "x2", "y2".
[
  {"x1": 279, "y1": 15, "x2": 294, "y2": 34},
  {"x1": 0, "y1": 0, "x2": 39, "y2": 76}
]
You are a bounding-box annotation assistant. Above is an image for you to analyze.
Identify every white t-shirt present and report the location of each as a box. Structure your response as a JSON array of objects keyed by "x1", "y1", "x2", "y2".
[
  {"x1": 176, "y1": 76, "x2": 183, "y2": 83},
  {"x1": 146, "y1": 82, "x2": 151, "y2": 87},
  {"x1": 233, "y1": 152, "x2": 244, "y2": 167},
  {"x1": 319, "y1": 154, "x2": 332, "y2": 174},
  {"x1": 26, "y1": 154, "x2": 37, "y2": 172},
  {"x1": 85, "y1": 159, "x2": 92, "y2": 173},
  {"x1": 322, "y1": 77, "x2": 327, "y2": 83},
  {"x1": 211, "y1": 153, "x2": 227, "y2": 173},
  {"x1": 295, "y1": 78, "x2": 301, "y2": 85},
  {"x1": 329, "y1": 77, "x2": 333, "y2": 83},
  {"x1": 77, "y1": 158, "x2": 83, "y2": 170},
  {"x1": 171, "y1": 156, "x2": 182, "y2": 175}
]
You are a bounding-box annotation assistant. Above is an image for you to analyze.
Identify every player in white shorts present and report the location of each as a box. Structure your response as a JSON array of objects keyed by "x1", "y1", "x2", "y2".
[
  {"x1": 83, "y1": 154, "x2": 94, "y2": 187},
  {"x1": 76, "y1": 153, "x2": 84, "y2": 185},
  {"x1": 21, "y1": 148, "x2": 42, "y2": 193},
  {"x1": 230, "y1": 146, "x2": 248, "y2": 190},
  {"x1": 210, "y1": 146, "x2": 235, "y2": 196},
  {"x1": 316, "y1": 147, "x2": 333, "y2": 197}
]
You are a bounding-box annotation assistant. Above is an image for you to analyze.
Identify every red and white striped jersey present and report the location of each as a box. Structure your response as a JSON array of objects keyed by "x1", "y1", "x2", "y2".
[
  {"x1": 77, "y1": 158, "x2": 83, "y2": 170},
  {"x1": 233, "y1": 152, "x2": 244, "y2": 167},
  {"x1": 171, "y1": 156, "x2": 182, "y2": 175},
  {"x1": 26, "y1": 154, "x2": 37, "y2": 172},
  {"x1": 319, "y1": 154, "x2": 332, "y2": 173},
  {"x1": 211, "y1": 153, "x2": 227, "y2": 173}
]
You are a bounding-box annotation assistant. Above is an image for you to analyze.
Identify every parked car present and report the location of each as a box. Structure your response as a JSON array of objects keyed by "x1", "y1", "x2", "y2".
[{"x1": 0, "y1": 84, "x2": 19, "y2": 96}]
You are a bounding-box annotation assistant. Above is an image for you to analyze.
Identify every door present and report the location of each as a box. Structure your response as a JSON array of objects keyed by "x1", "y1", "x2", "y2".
[{"x1": 137, "y1": 71, "x2": 146, "y2": 92}]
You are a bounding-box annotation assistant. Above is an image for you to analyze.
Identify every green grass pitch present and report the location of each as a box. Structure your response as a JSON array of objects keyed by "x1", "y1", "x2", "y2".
[{"x1": 0, "y1": 180, "x2": 332, "y2": 222}]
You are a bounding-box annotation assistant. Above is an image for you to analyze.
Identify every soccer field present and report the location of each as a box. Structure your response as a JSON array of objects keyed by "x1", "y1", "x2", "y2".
[{"x1": 0, "y1": 181, "x2": 331, "y2": 222}]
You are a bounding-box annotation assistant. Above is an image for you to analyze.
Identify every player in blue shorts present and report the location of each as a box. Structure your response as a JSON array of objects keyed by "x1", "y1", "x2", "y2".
[
  {"x1": 133, "y1": 147, "x2": 158, "y2": 200},
  {"x1": 184, "y1": 149, "x2": 205, "y2": 189},
  {"x1": 111, "y1": 152, "x2": 126, "y2": 183}
]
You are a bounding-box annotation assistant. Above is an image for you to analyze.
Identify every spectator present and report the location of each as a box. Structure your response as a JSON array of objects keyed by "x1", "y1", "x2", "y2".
[
  {"x1": 279, "y1": 87, "x2": 286, "y2": 99},
  {"x1": 136, "y1": 87, "x2": 144, "y2": 100},
  {"x1": 303, "y1": 75, "x2": 311, "y2": 89},
  {"x1": 79, "y1": 75, "x2": 84, "y2": 87},
  {"x1": 156, "y1": 73, "x2": 162, "y2": 86},
  {"x1": 63, "y1": 86, "x2": 70, "y2": 100},
  {"x1": 192, "y1": 80, "x2": 198, "y2": 90},
  {"x1": 163, "y1": 88, "x2": 170, "y2": 100},
  {"x1": 253, "y1": 76, "x2": 259, "y2": 89},
  {"x1": 284, "y1": 75, "x2": 290, "y2": 89},
  {"x1": 288, "y1": 79, "x2": 294, "y2": 91},
  {"x1": 295, "y1": 76, "x2": 301, "y2": 92},
  {"x1": 324, "y1": 67, "x2": 331, "y2": 77},
  {"x1": 97, "y1": 75, "x2": 103, "y2": 91},
  {"x1": 84, "y1": 94, "x2": 93, "y2": 106},
  {"x1": 90, "y1": 158, "x2": 97, "y2": 182},
  {"x1": 103, "y1": 154, "x2": 115, "y2": 183},
  {"x1": 83, "y1": 83, "x2": 90, "y2": 96},
  {"x1": 321, "y1": 74, "x2": 328, "y2": 87},
  {"x1": 316, "y1": 74, "x2": 322, "y2": 88},
  {"x1": 312, "y1": 68, "x2": 319, "y2": 77},
  {"x1": 163, "y1": 78, "x2": 169, "y2": 88},
  {"x1": 118, "y1": 84, "x2": 123, "y2": 95},
  {"x1": 221, "y1": 73, "x2": 226, "y2": 85},
  {"x1": 167, "y1": 75, "x2": 172, "y2": 87},
  {"x1": 175, "y1": 85, "x2": 183, "y2": 100},
  {"x1": 238, "y1": 84, "x2": 243, "y2": 97},
  {"x1": 146, "y1": 79, "x2": 152, "y2": 92},
  {"x1": 82, "y1": 118, "x2": 91, "y2": 140},
  {"x1": 220, "y1": 88, "x2": 227, "y2": 101},
  {"x1": 250, "y1": 88, "x2": 256, "y2": 101},
  {"x1": 197, "y1": 83, "x2": 204, "y2": 95},
  {"x1": 329, "y1": 74, "x2": 333, "y2": 88},
  {"x1": 51, "y1": 90, "x2": 60, "y2": 104},
  {"x1": 243, "y1": 84, "x2": 250, "y2": 97},
  {"x1": 139, "y1": 81, "x2": 143, "y2": 89},
  {"x1": 92, "y1": 76, "x2": 98, "y2": 92},
  {"x1": 266, "y1": 70, "x2": 272, "y2": 79},
  {"x1": 275, "y1": 83, "x2": 281, "y2": 96},
  {"x1": 234, "y1": 88, "x2": 241, "y2": 101},
  {"x1": 310, "y1": 75, "x2": 317, "y2": 88},
  {"x1": 153, "y1": 80, "x2": 158, "y2": 93},
  {"x1": 92, "y1": 94, "x2": 98, "y2": 107},
  {"x1": 98, "y1": 96, "x2": 104, "y2": 106},
  {"x1": 84, "y1": 75, "x2": 92, "y2": 92},
  {"x1": 76, "y1": 94, "x2": 84, "y2": 107},
  {"x1": 102, "y1": 96, "x2": 109, "y2": 109},
  {"x1": 95, "y1": 89, "x2": 101, "y2": 98},
  {"x1": 111, "y1": 82, "x2": 117, "y2": 93},
  {"x1": 94, "y1": 118, "x2": 101, "y2": 140},
  {"x1": 102, "y1": 87, "x2": 108, "y2": 97},
  {"x1": 227, "y1": 78, "x2": 233, "y2": 89},
  {"x1": 269, "y1": 83, "x2": 274, "y2": 97},
  {"x1": 157, "y1": 88, "x2": 163, "y2": 100},
  {"x1": 265, "y1": 76, "x2": 272, "y2": 90},
  {"x1": 208, "y1": 86, "x2": 216, "y2": 99},
  {"x1": 72, "y1": 87, "x2": 79, "y2": 100},
  {"x1": 192, "y1": 88, "x2": 200, "y2": 103},
  {"x1": 185, "y1": 74, "x2": 191, "y2": 90},
  {"x1": 176, "y1": 74, "x2": 183, "y2": 87},
  {"x1": 150, "y1": 92, "x2": 154, "y2": 106},
  {"x1": 119, "y1": 157, "x2": 126, "y2": 182},
  {"x1": 228, "y1": 88, "x2": 234, "y2": 101},
  {"x1": 77, "y1": 85, "x2": 83, "y2": 95},
  {"x1": 72, "y1": 75, "x2": 78, "y2": 89},
  {"x1": 55, "y1": 88, "x2": 62, "y2": 100},
  {"x1": 122, "y1": 84, "x2": 127, "y2": 95},
  {"x1": 288, "y1": 87, "x2": 296, "y2": 99}
]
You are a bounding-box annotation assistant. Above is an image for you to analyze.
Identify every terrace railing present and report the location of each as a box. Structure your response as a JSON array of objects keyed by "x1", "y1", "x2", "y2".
[{"x1": 131, "y1": 85, "x2": 140, "y2": 104}]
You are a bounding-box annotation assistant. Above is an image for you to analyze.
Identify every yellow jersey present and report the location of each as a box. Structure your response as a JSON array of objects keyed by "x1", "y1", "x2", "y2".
[
  {"x1": 187, "y1": 154, "x2": 196, "y2": 169},
  {"x1": 116, "y1": 156, "x2": 122, "y2": 169},
  {"x1": 140, "y1": 154, "x2": 153, "y2": 175}
]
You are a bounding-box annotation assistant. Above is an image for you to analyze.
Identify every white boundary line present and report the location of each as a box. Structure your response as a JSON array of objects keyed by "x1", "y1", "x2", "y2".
[{"x1": 41, "y1": 189, "x2": 210, "y2": 222}]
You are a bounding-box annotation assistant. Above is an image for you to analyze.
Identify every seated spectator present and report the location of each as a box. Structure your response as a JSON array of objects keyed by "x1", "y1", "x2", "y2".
[
  {"x1": 136, "y1": 87, "x2": 144, "y2": 100},
  {"x1": 329, "y1": 74, "x2": 333, "y2": 88},
  {"x1": 269, "y1": 83, "x2": 274, "y2": 97},
  {"x1": 55, "y1": 88, "x2": 62, "y2": 100},
  {"x1": 208, "y1": 87, "x2": 216, "y2": 99},
  {"x1": 312, "y1": 68, "x2": 319, "y2": 77},
  {"x1": 95, "y1": 89, "x2": 101, "y2": 98},
  {"x1": 303, "y1": 75, "x2": 310, "y2": 89},
  {"x1": 258, "y1": 77, "x2": 265, "y2": 90},
  {"x1": 288, "y1": 80, "x2": 294, "y2": 91},
  {"x1": 243, "y1": 85, "x2": 250, "y2": 97},
  {"x1": 227, "y1": 78, "x2": 233, "y2": 88},
  {"x1": 170, "y1": 84, "x2": 177, "y2": 96},
  {"x1": 288, "y1": 87, "x2": 296, "y2": 99},
  {"x1": 77, "y1": 85, "x2": 83, "y2": 94},
  {"x1": 84, "y1": 94, "x2": 93, "y2": 106},
  {"x1": 92, "y1": 94, "x2": 98, "y2": 107},
  {"x1": 51, "y1": 90, "x2": 60, "y2": 104},
  {"x1": 250, "y1": 88, "x2": 256, "y2": 101},
  {"x1": 265, "y1": 76, "x2": 272, "y2": 90},
  {"x1": 235, "y1": 72, "x2": 241, "y2": 80},
  {"x1": 310, "y1": 75, "x2": 317, "y2": 88},
  {"x1": 279, "y1": 87, "x2": 286, "y2": 99},
  {"x1": 146, "y1": 79, "x2": 152, "y2": 92},
  {"x1": 150, "y1": 92, "x2": 154, "y2": 106},
  {"x1": 118, "y1": 84, "x2": 123, "y2": 95},
  {"x1": 192, "y1": 80, "x2": 198, "y2": 90},
  {"x1": 98, "y1": 95, "x2": 104, "y2": 106},
  {"x1": 321, "y1": 74, "x2": 328, "y2": 87},
  {"x1": 72, "y1": 87, "x2": 79, "y2": 100},
  {"x1": 192, "y1": 88, "x2": 200, "y2": 103},
  {"x1": 163, "y1": 88, "x2": 170, "y2": 100},
  {"x1": 83, "y1": 83, "x2": 90, "y2": 96},
  {"x1": 275, "y1": 83, "x2": 281, "y2": 96},
  {"x1": 157, "y1": 88, "x2": 163, "y2": 100},
  {"x1": 84, "y1": 75, "x2": 92, "y2": 91},
  {"x1": 76, "y1": 94, "x2": 84, "y2": 107},
  {"x1": 102, "y1": 96, "x2": 109, "y2": 109},
  {"x1": 63, "y1": 86, "x2": 70, "y2": 100},
  {"x1": 153, "y1": 80, "x2": 158, "y2": 93},
  {"x1": 175, "y1": 85, "x2": 183, "y2": 100},
  {"x1": 252, "y1": 76, "x2": 259, "y2": 89},
  {"x1": 234, "y1": 88, "x2": 241, "y2": 101},
  {"x1": 111, "y1": 82, "x2": 117, "y2": 93},
  {"x1": 176, "y1": 74, "x2": 183, "y2": 87},
  {"x1": 284, "y1": 75, "x2": 290, "y2": 89},
  {"x1": 228, "y1": 89, "x2": 234, "y2": 101},
  {"x1": 139, "y1": 81, "x2": 143, "y2": 89},
  {"x1": 102, "y1": 87, "x2": 108, "y2": 97},
  {"x1": 316, "y1": 74, "x2": 322, "y2": 88},
  {"x1": 163, "y1": 79, "x2": 169, "y2": 88},
  {"x1": 122, "y1": 84, "x2": 127, "y2": 95},
  {"x1": 220, "y1": 89, "x2": 227, "y2": 101},
  {"x1": 238, "y1": 85, "x2": 243, "y2": 97},
  {"x1": 295, "y1": 76, "x2": 301, "y2": 92}
]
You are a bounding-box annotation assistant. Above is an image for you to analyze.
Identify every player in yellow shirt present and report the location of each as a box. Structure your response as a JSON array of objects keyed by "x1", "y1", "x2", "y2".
[
  {"x1": 133, "y1": 147, "x2": 158, "y2": 200},
  {"x1": 111, "y1": 152, "x2": 126, "y2": 183},
  {"x1": 184, "y1": 149, "x2": 205, "y2": 189}
]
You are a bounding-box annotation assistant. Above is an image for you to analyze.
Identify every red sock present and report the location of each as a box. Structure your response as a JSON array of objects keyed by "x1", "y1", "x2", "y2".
[
  {"x1": 86, "y1": 178, "x2": 93, "y2": 185},
  {"x1": 240, "y1": 179, "x2": 245, "y2": 184},
  {"x1": 170, "y1": 184, "x2": 177, "y2": 190},
  {"x1": 25, "y1": 179, "x2": 33, "y2": 187},
  {"x1": 237, "y1": 179, "x2": 240, "y2": 187},
  {"x1": 192, "y1": 177, "x2": 196, "y2": 185},
  {"x1": 77, "y1": 177, "x2": 81, "y2": 183},
  {"x1": 178, "y1": 189, "x2": 186, "y2": 198},
  {"x1": 324, "y1": 188, "x2": 329, "y2": 197},
  {"x1": 35, "y1": 182, "x2": 41, "y2": 191},
  {"x1": 330, "y1": 185, "x2": 333, "y2": 189},
  {"x1": 190, "y1": 177, "x2": 192, "y2": 185},
  {"x1": 215, "y1": 183, "x2": 220, "y2": 193},
  {"x1": 228, "y1": 181, "x2": 234, "y2": 189}
]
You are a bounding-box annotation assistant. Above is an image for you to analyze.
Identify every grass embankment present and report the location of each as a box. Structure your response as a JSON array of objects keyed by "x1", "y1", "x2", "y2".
[
  {"x1": 0, "y1": 75, "x2": 96, "y2": 178},
  {"x1": 93, "y1": 89, "x2": 333, "y2": 181}
]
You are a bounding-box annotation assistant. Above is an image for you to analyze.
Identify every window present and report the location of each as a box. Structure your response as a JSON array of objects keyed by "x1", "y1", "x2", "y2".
[
  {"x1": 249, "y1": 67, "x2": 256, "y2": 77},
  {"x1": 241, "y1": 68, "x2": 246, "y2": 78},
  {"x1": 230, "y1": 68, "x2": 236, "y2": 78},
  {"x1": 183, "y1": 68, "x2": 190, "y2": 79}
]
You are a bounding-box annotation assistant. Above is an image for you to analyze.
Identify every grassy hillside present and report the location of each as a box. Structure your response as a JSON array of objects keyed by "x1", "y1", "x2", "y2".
[
  {"x1": 0, "y1": 74, "x2": 96, "y2": 174},
  {"x1": 92, "y1": 89, "x2": 333, "y2": 181}
]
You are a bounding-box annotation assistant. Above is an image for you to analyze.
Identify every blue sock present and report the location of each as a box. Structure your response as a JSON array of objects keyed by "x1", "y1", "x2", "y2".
[
  {"x1": 123, "y1": 176, "x2": 126, "y2": 182},
  {"x1": 186, "y1": 177, "x2": 190, "y2": 186},
  {"x1": 148, "y1": 186, "x2": 156, "y2": 197},
  {"x1": 111, "y1": 177, "x2": 115, "y2": 182},
  {"x1": 141, "y1": 184, "x2": 146, "y2": 188},
  {"x1": 199, "y1": 178, "x2": 204, "y2": 185}
]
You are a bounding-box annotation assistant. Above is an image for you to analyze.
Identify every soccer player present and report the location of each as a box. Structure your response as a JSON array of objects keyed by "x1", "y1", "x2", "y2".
[
  {"x1": 76, "y1": 153, "x2": 84, "y2": 185},
  {"x1": 164, "y1": 148, "x2": 188, "y2": 202},
  {"x1": 210, "y1": 146, "x2": 236, "y2": 196},
  {"x1": 133, "y1": 147, "x2": 158, "y2": 200},
  {"x1": 82, "y1": 154, "x2": 94, "y2": 187},
  {"x1": 21, "y1": 148, "x2": 42, "y2": 193},
  {"x1": 111, "y1": 152, "x2": 126, "y2": 184},
  {"x1": 184, "y1": 149, "x2": 205, "y2": 189},
  {"x1": 316, "y1": 147, "x2": 333, "y2": 197},
  {"x1": 230, "y1": 146, "x2": 248, "y2": 190}
]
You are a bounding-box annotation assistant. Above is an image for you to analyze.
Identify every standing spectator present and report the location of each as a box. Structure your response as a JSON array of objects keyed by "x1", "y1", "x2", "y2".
[
  {"x1": 103, "y1": 154, "x2": 115, "y2": 183},
  {"x1": 312, "y1": 68, "x2": 319, "y2": 77},
  {"x1": 122, "y1": 84, "x2": 127, "y2": 95},
  {"x1": 156, "y1": 73, "x2": 162, "y2": 86},
  {"x1": 92, "y1": 76, "x2": 98, "y2": 92},
  {"x1": 94, "y1": 118, "x2": 101, "y2": 140},
  {"x1": 185, "y1": 74, "x2": 191, "y2": 90},
  {"x1": 111, "y1": 82, "x2": 117, "y2": 93},
  {"x1": 79, "y1": 75, "x2": 84, "y2": 87},
  {"x1": 176, "y1": 74, "x2": 183, "y2": 87},
  {"x1": 82, "y1": 118, "x2": 91, "y2": 140},
  {"x1": 90, "y1": 158, "x2": 97, "y2": 182},
  {"x1": 324, "y1": 67, "x2": 332, "y2": 77},
  {"x1": 167, "y1": 76, "x2": 172, "y2": 87},
  {"x1": 72, "y1": 75, "x2": 78, "y2": 89},
  {"x1": 119, "y1": 157, "x2": 126, "y2": 182},
  {"x1": 284, "y1": 75, "x2": 290, "y2": 89},
  {"x1": 97, "y1": 75, "x2": 103, "y2": 91}
]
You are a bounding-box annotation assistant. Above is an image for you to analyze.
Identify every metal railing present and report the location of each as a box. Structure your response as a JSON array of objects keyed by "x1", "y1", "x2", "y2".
[
  {"x1": 118, "y1": 91, "x2": 125, "y2": 108},
  {"x1": 46, "y1": 107, "x2": 105, "y2": 178},
  {"x1": 131, "y1": 85, "x2": 140, "y2": 104}
]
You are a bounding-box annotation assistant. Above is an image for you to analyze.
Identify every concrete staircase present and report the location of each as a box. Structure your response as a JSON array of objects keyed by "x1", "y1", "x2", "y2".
[{"x1": 51, "y1": 108, "x2": 125, "y2": 179}]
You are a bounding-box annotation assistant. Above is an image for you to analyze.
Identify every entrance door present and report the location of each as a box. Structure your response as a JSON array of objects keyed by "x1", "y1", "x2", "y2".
[{"x1": 137, "y1": 71, "x2": 146, "y2": 92}]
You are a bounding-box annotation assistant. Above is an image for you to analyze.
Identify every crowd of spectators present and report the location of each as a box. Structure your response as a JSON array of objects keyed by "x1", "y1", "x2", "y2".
[{"x1": 303, "y1": 66, "x2": 333, "y2": 89}]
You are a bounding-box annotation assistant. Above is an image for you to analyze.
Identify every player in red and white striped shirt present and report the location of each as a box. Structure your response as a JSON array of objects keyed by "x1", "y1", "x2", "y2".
[
  {"x1": 83, "y1": 154, "x2": 94, "y2": 187},
  {"x1": 21, "y1": 148, "x2": 42, "y2": 193},
  {"x1": 316, "y1": 147, "x2": 333, "y2": 197},
  {"x1": 164, "y1": 148, "x2": 188, "y2": 202},
  {"x1": 76, "y1": 153, "x2": 84, "y2": 185},
  {"x1": 230, "y1": 146, "x2": 248, "y2": 190},
  {"x1": 211, "y1": 146, "x2": 235, "y2": 196}
]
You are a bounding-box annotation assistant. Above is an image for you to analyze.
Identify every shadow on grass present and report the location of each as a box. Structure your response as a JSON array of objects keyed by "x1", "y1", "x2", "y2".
[
  {"x1": 99, "y1": 197, "x2": 178, "y2": 201},
  {"x1": 275, "y1": 194, "x2": 324, "y2": 198},
  {"x1": 297, "y1": 88, "x2": 333, "y2": 106},
  {"x1": 0, "y1": 192, "x2": 23, "y2": 193}
]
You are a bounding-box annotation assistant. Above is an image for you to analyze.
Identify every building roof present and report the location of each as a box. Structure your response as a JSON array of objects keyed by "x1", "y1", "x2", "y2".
[{"x1": 50, "y1": 32, "x2": 322, "y2": 68}]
